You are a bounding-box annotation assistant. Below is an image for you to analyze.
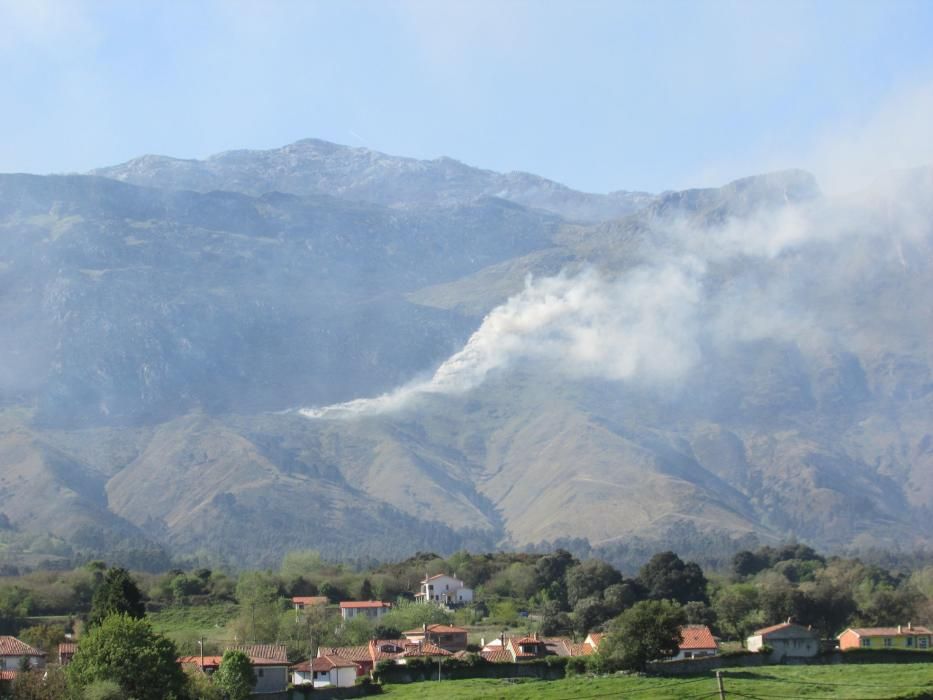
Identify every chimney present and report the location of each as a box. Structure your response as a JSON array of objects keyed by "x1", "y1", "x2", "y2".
[
  {"x1": 898, "y1": 625, "x2": 903, "y2": 634},
  {"x1": 423, "y1": 623, "x2": 427, "y2": 633},
  {"x1": 786, "y1": 617, "x2": 792, "y2": 624},
  {"x1": 908, "y1": 622, "x2": 913, "y2": 630}
]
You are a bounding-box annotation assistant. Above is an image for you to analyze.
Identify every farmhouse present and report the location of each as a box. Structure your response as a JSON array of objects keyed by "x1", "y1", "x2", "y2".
[
  {"x1": 838, "y1": 624, "x2": 932, "y2": 650},
  {"x1": 746, "y1": 621, "x2": 819, "y2": 660}
]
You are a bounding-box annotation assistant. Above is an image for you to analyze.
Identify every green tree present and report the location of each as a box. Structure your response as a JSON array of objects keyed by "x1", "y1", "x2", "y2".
[
  {"x1": 572, "y1": 596, "x2": 609, "y2": 636},
  {"x1": 88, "y1": 568, "x2": 145, "y2": 627},
  {"x1": 10, "y1": 666, "x2": 75, "y2": 700},
  {"x1": 598, "y1": 599, "x2": 686, "y2": 672},
  {"x1": 637, "y1": 552, "x2": 708, "y2": 605},
  {"x1": 212, "y1": 650, "x2": 256, "y2": 700},
  {"x1": 713, "y1": 583, "x2": 760, "y2": 640},
  {"x1": 67, "y1": 613, "x2": 186, "y2": 700},
  {"x1": 359, "y1": 578, "x2": 374, "y2": 600},
  {"x1": 566, "y1": 560, "x2": 622, "y2": 607}
]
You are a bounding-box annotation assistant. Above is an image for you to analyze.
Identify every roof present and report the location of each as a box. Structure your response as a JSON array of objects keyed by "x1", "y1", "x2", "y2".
[
  {"x1": 402, "y1": 642, "x2": 451, "y2": 658},
  {"x1": 680, "y1": 625, "x2": 718, "y2": 650},
  {"x1": 841, "y1": 626, "x2": 933, "y2": 638},
  {"x1": 226, "y1": 644, "x2": 289, "y2": 664},
  {"x1": 421, "y1": 573, "x2": 459, "y2": 583},
  {"x1": 0, "y1": 671, "x2": 18, "y2": 681},
  {"x1": 752, "y1": 622, "x2": 816, "y2": 638},
  {"x1": 340, "y1": 601, "x2": 391, "y2": 609},
  {"x1": 403, "y1": 624, "x2": 468, "y2": 635},
  {"x1": 480, "y1": 648, "x2": 513, "y2": 663},
  {"x1": 178, "y1": 655, "x2": 224, "y2": 669},
  {"x1": 58, "y1": 643, "x2": 77, "y2": 656},
  {"x1": 292, "y1": 654, "x2": 360, "y2": 672},
  {"x1": 585, "y1": 632, "x2": 604, "y2": 648},
  {"x1": 318, "y1": 645, "x2": 372, "y2": 664},
  {"x1": 293, "y1": 596, "x2": 328, "y2": 606},
  {"x1": 0, "y1": 637, "x2": 45, "y2": 657}
]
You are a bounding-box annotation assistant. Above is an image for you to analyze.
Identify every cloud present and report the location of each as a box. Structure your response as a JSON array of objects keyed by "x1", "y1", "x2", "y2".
[{"x1": 0, "y1": 0, "x2": 96, "y2": 52}]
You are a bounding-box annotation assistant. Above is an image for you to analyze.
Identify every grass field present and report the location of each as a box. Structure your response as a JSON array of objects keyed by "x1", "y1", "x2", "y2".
[
  {"x1": 148, "y1": 603, "x2": 238, "y2": 653},
  {"x1": 379, "y1": 664, "x2": 933, "y2": 699}
]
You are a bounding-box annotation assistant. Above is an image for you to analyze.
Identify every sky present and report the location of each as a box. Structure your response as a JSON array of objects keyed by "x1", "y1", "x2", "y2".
[{"x1": 1, "y1": 0, "x2": 932, "y2": 194}]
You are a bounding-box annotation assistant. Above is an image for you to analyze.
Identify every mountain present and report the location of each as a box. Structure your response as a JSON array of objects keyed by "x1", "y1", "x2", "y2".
[
  {"x1": 90, "y1": 139, "x2": 654, "y2": 224},
  {"x1": 0, "y1": 144, "x2": 931, "y2": 570}
]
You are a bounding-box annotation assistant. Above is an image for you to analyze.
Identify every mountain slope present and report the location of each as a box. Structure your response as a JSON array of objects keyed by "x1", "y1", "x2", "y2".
[{"x1": 0, "y1": 153, "x2": 930, "y2": 567}]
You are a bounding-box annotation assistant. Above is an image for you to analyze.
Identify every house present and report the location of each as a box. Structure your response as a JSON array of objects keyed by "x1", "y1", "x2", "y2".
[
  {"x1": 403, "y1": 623, "x2": 469, "y2": 652},
  {"x1": 838, "y1": 624, "x2": 932, "y2": 651},
  {"x1": 178, "y1": 655, "x2": 223, "y2": 673},
  {"x1": 224, "y1": 644, "x2": 290, "y2": 695},
  {"x1": 58, "y1": 642, "x2": 76, "y2": 666},
  {"x1": 339, "y1": 600, "x2": 392, "y2": 621},
  {"x1": 673, "y1": 625, "x2": 718, "y2": 660},
  {"x1": 291, "y1": 654, "x2": 359, "y2": 687},
  {"x1": 0, "y1": 636, "x2": 46, "y2": 672},
  {"x1": 292, "y1": 596, "x2": 328, "y2": 612},
  {"x1": 479, "y1": 634, "x2": 589, "y2": 662},
  {"x1": 583, "y1": 632, "x2": 603, "y2": 654},
  {"x1": 746, "y1": 620, "x2": 819, "y2": 660},
  {"x1": 415, "y1": 574, "x2": 473, "y2": 606},
  {"x1": 317, "y1": 639, "x2": 452, "y2": 677}
]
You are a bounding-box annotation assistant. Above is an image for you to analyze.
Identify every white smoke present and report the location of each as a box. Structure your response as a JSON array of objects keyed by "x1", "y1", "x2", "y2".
[{"x1": 300, "y1": 262, "x2": 708, "y2": 419}]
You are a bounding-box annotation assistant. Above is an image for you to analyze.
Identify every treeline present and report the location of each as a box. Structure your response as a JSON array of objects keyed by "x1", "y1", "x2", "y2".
[{"x1": 1, "y1": 544, "x2": 932, "y2": 660}]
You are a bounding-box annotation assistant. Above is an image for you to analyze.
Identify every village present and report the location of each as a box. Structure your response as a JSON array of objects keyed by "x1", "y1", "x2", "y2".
[{"x1": 1, "y1": 562, "x2": 931, "y2": 698}]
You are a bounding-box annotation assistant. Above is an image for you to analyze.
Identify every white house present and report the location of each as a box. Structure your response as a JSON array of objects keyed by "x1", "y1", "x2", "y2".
[
  {"x1": 291, "y1": 655, "x2": 359, "y2": 688},
  {"x1": 746, "y1": 621, "x2": 819, "y2": 661},
  {"x1": 0, "y1": 636, "x2": 45, "y2": 672},
  {"x1": 672, "y1": 625, "x2": 719, "y2": 660},
  {"x1": 339, "y1": 600, "x2": 392, "y2": 620},
  {"x1": 415, "y1": 574, "x2": 473, "y2": 605}
]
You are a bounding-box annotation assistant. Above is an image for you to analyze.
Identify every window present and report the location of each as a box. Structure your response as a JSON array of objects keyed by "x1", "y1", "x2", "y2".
[
  {"x1": 860, "y1": 638, "x2": 871, "y2": 648},
  {"x1": 884, "y1": 638, "x2": 893, "y2": 648},
  {"x1": 919, "y1": 637, "x2": 929, "y2": 649},
  {"x1": 907, "y1": 637, "x2": 914, "y2": 647},
  {"x1": 258, "y1": 669, "x2": 264, "y2": 677}
]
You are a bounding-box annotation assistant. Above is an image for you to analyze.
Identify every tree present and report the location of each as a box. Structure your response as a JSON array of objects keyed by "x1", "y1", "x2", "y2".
[
  {"x1": 572, "y1": 596, "x2": 609, "y2": 636},
  {"x1": 638, "y1": 552, "x2": 708, "y2": 605},
  {"x1": 18, "y1": 623, "x2": 67, "y2": 655},
  {"x1": 67, "y1": 613, "x2": 186, "y2": 700},
  {"x1": 534, "y1": 549, "x2": 576, "y2": 610},
  {"x1": 213, "y1": 650, "x2": 257, "y2": 700},
  {"x1": 566, "y1": 560, "x2": 622, "y2": 608},
  {"x1": 88, "y1": 568, "x2": 145, "y2": 627},
  {"x1": 598, "y1": 600, "x2": 686, "y2": 672},
  {"x1": 359, "y1": 578, "x2": 374, "y2": 600},
  {"x1": 10, "y1": 666, "x2": 75, "y2": 700}
]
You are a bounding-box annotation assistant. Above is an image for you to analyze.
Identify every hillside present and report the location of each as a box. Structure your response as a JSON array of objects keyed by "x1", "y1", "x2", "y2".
[{"x1": 0, "y1": 144, "x2": 930, "y2": 568}]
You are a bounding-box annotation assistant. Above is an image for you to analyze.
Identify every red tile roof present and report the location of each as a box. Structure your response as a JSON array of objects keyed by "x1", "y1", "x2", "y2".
[
  {"x1": 339, "y1": 601, "x2": 391, "y2": 609},
  {"x1": 291, "y1": 654, "x2": 360, "y2": 672},
  {"x1": 844, "y1": 626, "x2": 932, "y2": 637},
  {"x1": 293, "y1": 596, "x2": 328, "y2": 607},
  {"x1": 226, "y1": 644, "x2": 289, "y2": 664},
  {"x1": 58, "y1": 643, "x2": 77, "y2": 657},
  {"x1": 318, "y1": 645, "x2": 372, "y2": 664},
  {"x1": 0, "y1": 671, "x2": 18, "y2": 681},
  {"x1": 480, "y1": 648, "x2": 513, "y2": 663},
  {"x1": 0, "y1": 637, "x2": 45, "y2": 657},
  {"x1": 178, "y1": 655, "x2": 224, "y2": 669},
  {"x1": 679, "y1": 625, "x2": 718, "y2": 650},
  {"x1": 402, "y1": 642, "x2": 451, "y2": 658}
]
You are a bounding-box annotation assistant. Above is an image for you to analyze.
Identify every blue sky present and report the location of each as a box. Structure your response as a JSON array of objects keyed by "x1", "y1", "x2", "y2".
[{"x1": 1, "y1": 0, "x2": 932, "y2": 193}]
